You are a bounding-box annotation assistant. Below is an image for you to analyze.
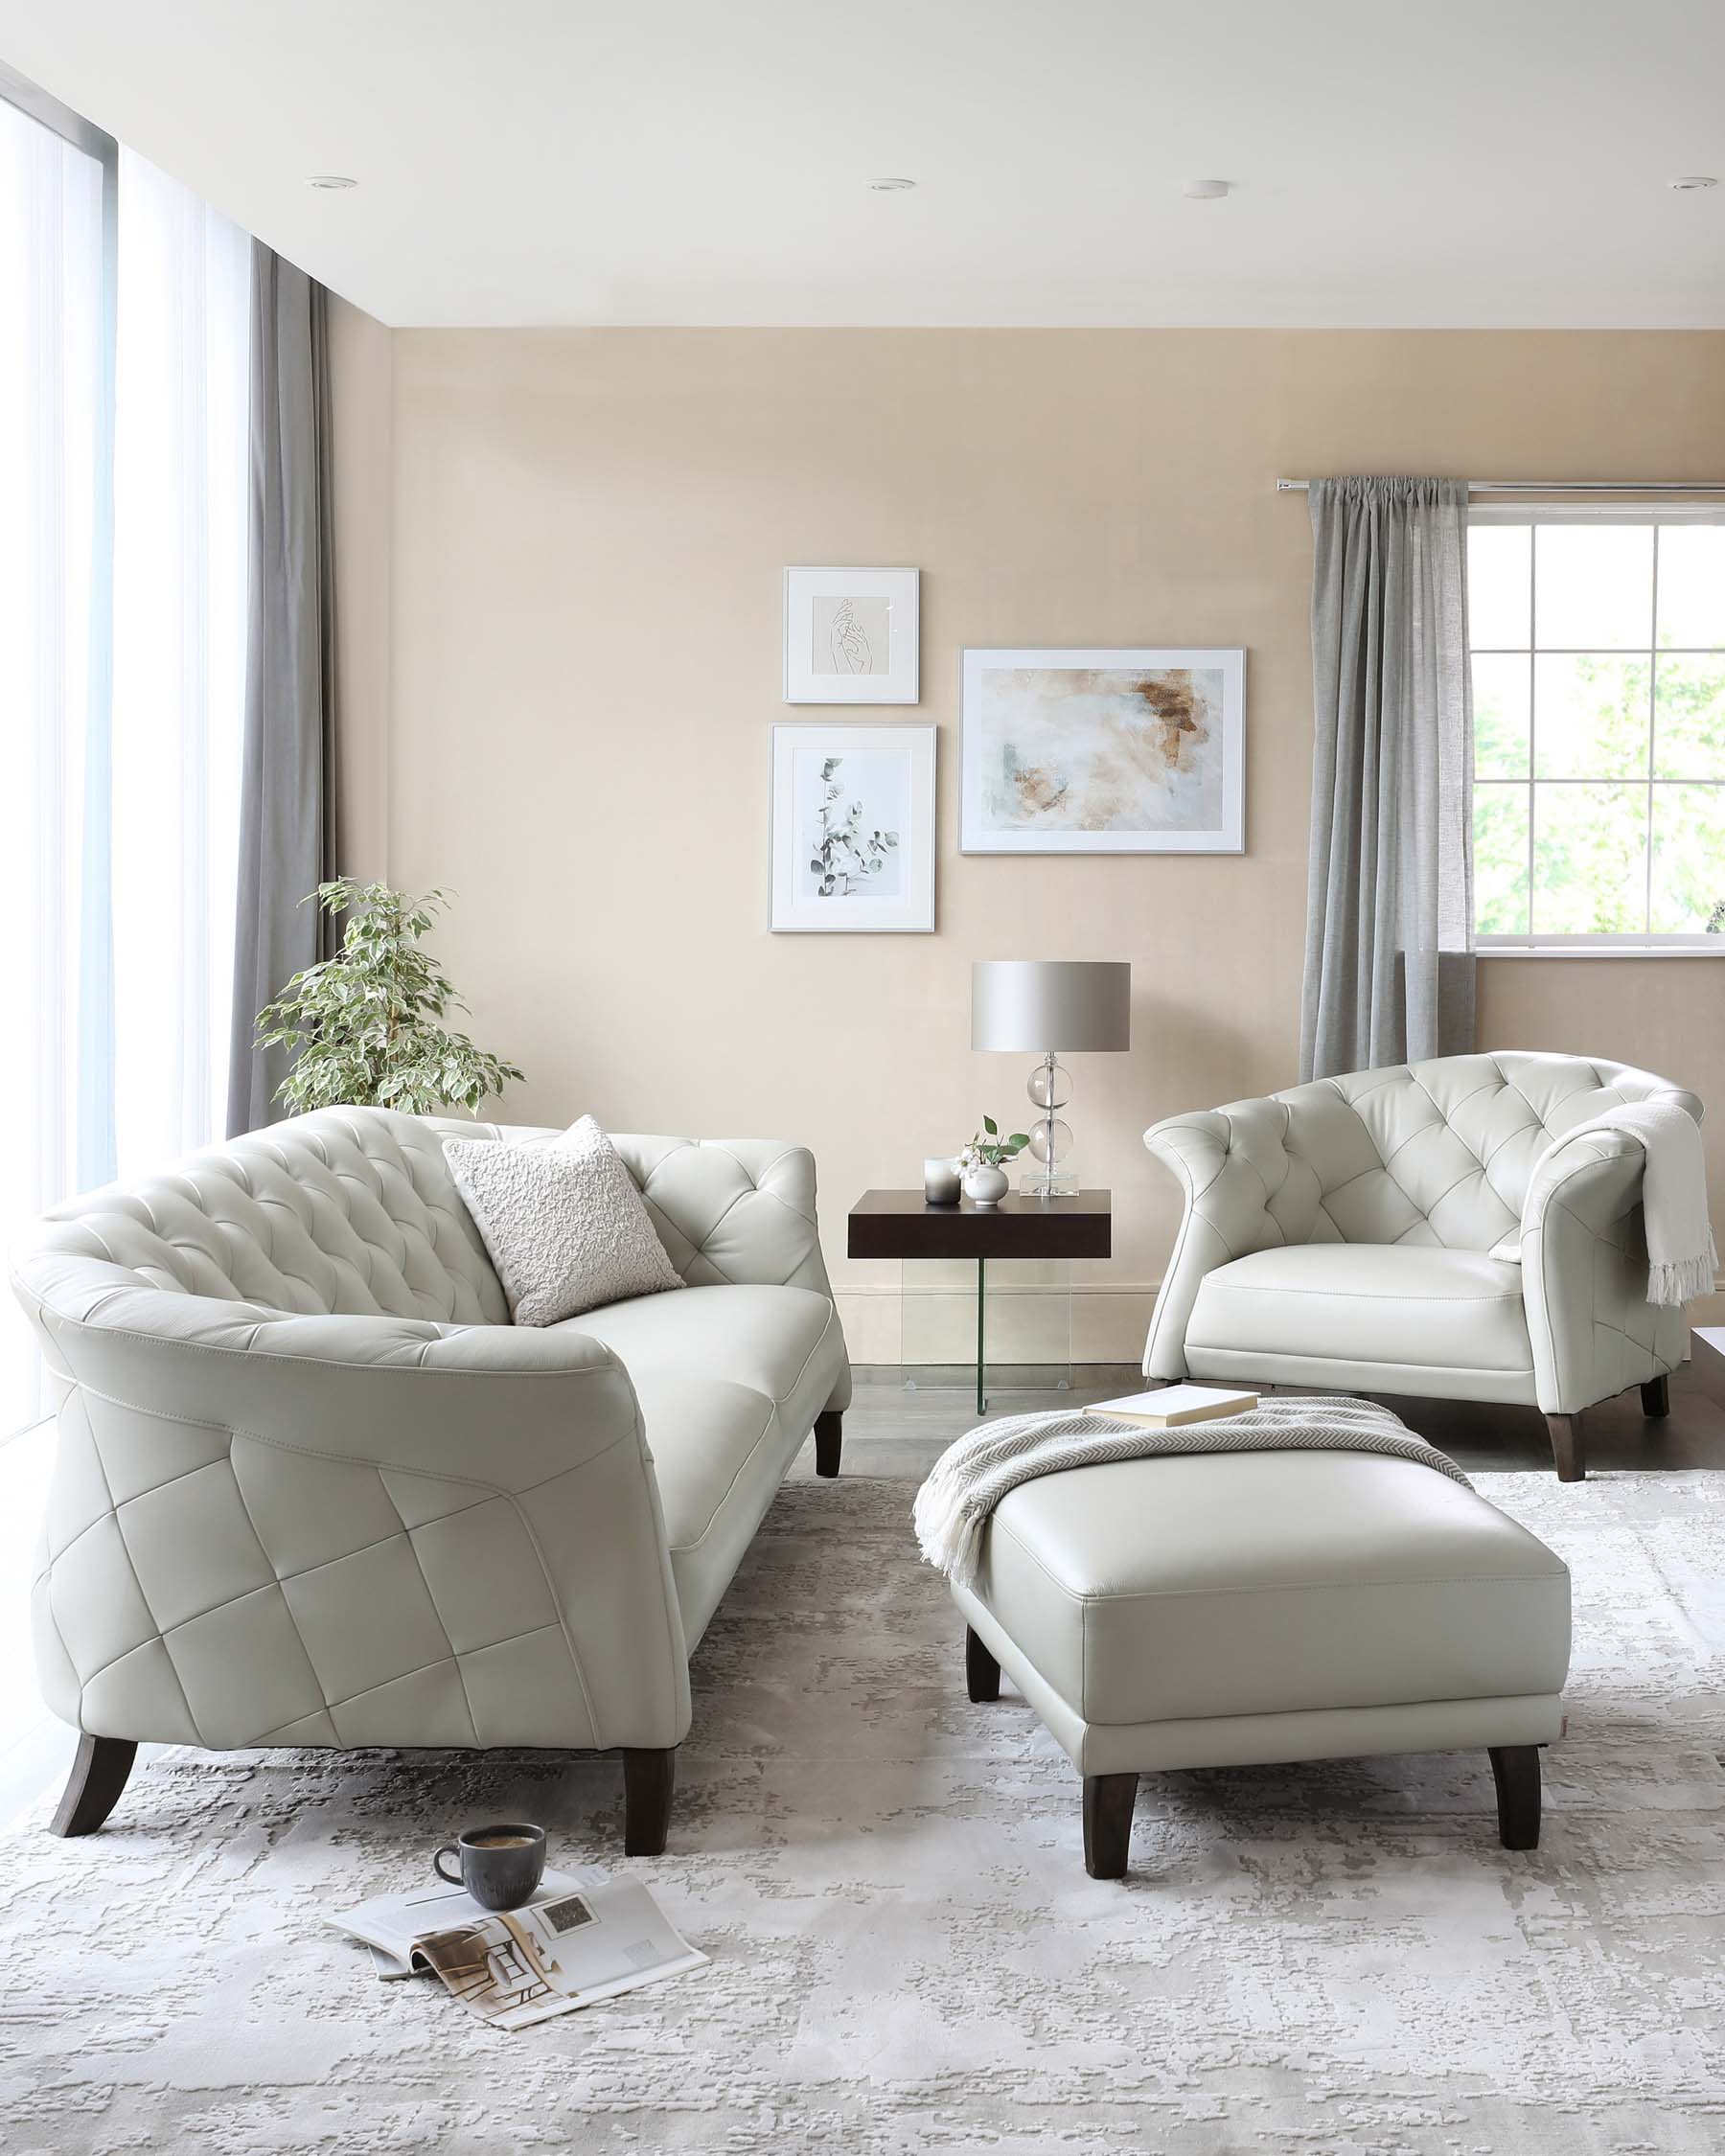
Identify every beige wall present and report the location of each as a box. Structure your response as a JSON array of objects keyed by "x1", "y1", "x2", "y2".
[{"x1": 334, "y1": 326, "x2": 1725, "y2": 1356}]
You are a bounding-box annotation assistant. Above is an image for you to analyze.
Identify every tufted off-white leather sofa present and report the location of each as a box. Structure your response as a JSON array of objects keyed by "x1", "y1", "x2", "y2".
[
  {"x1": 1143, "y1": 1052, "x2": 1699, "y2": 1480},
  {"x1": 11, "y1": 1107, "x2": 851, "y2": 1851}
]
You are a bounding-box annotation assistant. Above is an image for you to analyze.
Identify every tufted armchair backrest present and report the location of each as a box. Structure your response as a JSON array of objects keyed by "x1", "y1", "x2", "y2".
[
  {"x1": 16, "y1": 1108, "x2": 841, "y2": 1326},
  {"x1": 1232, "y1": 1051, "x2": 1700, "y2": 1253}
]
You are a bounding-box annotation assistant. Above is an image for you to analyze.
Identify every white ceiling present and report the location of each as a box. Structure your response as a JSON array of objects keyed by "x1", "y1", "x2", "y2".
[{"x1": 2, "y1": 0, "x2": 1722, "y2": 329}]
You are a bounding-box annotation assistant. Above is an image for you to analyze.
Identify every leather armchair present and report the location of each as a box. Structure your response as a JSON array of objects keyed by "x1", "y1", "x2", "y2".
[
  {"x1": 1142, "y1": 1052, "x2": 1699, "y2": 1480},
  {"x1": 12, "y1": 1108, "x2": 850, "y2": 1849}
]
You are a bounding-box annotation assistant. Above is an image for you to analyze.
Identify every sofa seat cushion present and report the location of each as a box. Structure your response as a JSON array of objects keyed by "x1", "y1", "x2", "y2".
[
  {"x1": 560, "y1": 1283, "x2": 843, "y2": 1434},
  {"x1": 1186, "y1": 1243, "x2": 1532, "y2": 1375},
  {"x1": 974, "y1": 1449, "x2": 1570, "y2": 1731},
  {"x1": 626, "y1": 1370, "x2": 797, "y2": 1646}
]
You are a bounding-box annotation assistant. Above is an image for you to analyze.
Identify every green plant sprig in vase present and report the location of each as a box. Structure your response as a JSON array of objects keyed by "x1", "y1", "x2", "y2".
[
  {"x1": 255, "y1": 880, "x2": 526, "y2": 1117},
  {"x1": 956, "y1": 1116, "x2": 1032, "y2": 1171}
]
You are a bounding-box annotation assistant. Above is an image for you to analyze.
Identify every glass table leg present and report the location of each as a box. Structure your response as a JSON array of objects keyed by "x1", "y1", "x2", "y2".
[{"x1": 977, "y1": 1257, "x2": 986, "y2": 1417}]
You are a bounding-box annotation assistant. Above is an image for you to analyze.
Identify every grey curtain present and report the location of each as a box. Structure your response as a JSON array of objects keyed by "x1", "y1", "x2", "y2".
[
  {"x1": 1299, "y1": 476, "x2": 1474, "y2": 1082},
  {"x1": 227, "y1": 247, "x2": 338, "y2": 1135}
]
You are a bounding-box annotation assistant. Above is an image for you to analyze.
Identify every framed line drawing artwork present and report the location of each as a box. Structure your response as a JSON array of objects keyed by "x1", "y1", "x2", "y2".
[
  {"x1": 784, "y1": 567, "x2": 920, "y2": 704},
  {"x1": 960, "y1": 647, "x2": 1245, "y2": 854},
  {"x1": 770, "y1": 722, "x2": 936, "y2": 931}
]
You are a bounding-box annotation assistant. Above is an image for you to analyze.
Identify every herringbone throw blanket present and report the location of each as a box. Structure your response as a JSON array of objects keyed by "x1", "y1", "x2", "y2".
[{"x1": 914, "y1": 1395, "x2": 1472, "y2": 1592}]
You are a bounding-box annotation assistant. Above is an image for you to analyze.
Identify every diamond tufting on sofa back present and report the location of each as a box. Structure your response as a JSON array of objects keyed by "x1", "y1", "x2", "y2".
[{"x1": 20, "y1": 1107, "x2": 844, "y2": 1331}]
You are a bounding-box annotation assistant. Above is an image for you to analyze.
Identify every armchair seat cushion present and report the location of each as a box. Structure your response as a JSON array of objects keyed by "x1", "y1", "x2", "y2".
[{"x1": 1187, "y1": 1244, "x2": 1533, "y2": 1376}]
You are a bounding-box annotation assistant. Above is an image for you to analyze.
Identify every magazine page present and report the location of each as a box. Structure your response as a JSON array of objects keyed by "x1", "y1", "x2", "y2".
[
  {"x1": 333, "y1": 1865, "x2": 609, "y2": 1974},
  {"x1": 411, "y1": 1878, "x2": 708, "y2": 2030}
]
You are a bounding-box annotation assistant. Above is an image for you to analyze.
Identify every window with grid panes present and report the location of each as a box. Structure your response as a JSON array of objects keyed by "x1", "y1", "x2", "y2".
[{"x1": 1468, "y1": 516, "x2": 1725, "y2": 946}]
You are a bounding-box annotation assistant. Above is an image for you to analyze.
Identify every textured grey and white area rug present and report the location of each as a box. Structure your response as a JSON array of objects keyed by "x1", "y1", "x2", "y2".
[{"x1": 3, "y1": 1468, "x2": 1723, "y2": 2155}]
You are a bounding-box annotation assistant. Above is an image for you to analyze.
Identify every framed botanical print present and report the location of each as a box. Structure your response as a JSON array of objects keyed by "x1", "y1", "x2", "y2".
[
  {"x1": 960, "y1": 646, "x2": 1246, "y2": 854},
  {"x1": 783, "y1": 567, "x2": 920, "y2": 704},
  {"x1": 770, "y1": 722, "x2": 936, "y2": 932}
]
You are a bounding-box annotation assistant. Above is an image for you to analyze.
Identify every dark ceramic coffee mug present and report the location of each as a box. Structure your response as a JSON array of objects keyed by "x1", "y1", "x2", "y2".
[{"x1": 433, "y1": 1821, "x2": 547, "y2": 1912}]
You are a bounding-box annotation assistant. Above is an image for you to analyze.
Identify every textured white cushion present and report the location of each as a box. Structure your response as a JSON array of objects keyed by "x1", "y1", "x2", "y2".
[{"x1": 442, "y1": 1115, "x2": 682, "y2": 1326}]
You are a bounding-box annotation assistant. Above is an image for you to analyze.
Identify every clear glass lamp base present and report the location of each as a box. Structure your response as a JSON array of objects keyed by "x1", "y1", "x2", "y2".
[{"x1": 1019, "y1": 1163, "x2": 1080, "y2": 1198}]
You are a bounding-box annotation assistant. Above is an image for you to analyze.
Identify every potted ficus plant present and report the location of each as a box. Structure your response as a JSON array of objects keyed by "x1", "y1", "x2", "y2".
[
  {"x1": 956, "y1": 1116, "x2": 1031, "y2": 1207},
  {"x1": 255, "y1": 880, "x2": 525, "y2": 1115}
]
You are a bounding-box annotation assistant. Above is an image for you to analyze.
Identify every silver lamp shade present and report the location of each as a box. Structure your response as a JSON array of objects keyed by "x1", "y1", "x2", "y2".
[
  {"x1": 970, "y1": 961, "x2": 1132, "y2": 1053},
  {"x1": 970, "y1": 961, "x2": 1131, "y2": 1198}
]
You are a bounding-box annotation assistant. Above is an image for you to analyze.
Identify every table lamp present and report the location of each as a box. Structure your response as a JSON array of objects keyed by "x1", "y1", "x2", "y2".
[{"x1": 970, "y1": 960, "x2": 1132, "y2": 1198}]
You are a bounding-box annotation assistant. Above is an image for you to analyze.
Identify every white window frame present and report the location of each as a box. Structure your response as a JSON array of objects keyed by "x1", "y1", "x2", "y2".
[{"x1": 1470, "y1": 502, "x2": 1725, "y2": 957}]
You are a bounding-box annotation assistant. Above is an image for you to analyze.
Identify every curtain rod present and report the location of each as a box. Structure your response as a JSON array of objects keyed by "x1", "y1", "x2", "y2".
[{"x1": 1276, "y1": 479, "x2": 1725, "y2": 493}]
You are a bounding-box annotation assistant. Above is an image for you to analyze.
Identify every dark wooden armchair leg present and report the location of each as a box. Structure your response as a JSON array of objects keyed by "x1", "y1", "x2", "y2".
[
  {"x1": 965, "y1": 1625, "x2": 1000, "y2": 1703},
  {"x1": 50, "y1": 1734, "x2": 138, "y2": 1838},
  {"x1": 1545, "y1": 1412, "x2": 1585, "y2": 1482},
  {"x1": 622, "y1": 1747, "x2": 676, "y2": 1856},
  {"x1": 813, "y1": 1411, "x2": 842, "y2": 1479},
  {"x1": 1082, "y1": 1771, "x2": 1138, "y2": 1880},
  {"x1": 1489, "y1": 1744, "x2": 1541, "y2": 1850},
  {"x1": 1641, "y1": 1373, "x2": 1670, "y2": 1418}
]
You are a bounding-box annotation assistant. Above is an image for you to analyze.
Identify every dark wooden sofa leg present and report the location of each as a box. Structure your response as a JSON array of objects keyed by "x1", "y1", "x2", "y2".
[
  {"x1": 622, "y1": 1747, "x2": 676, "y2": 1856},
  {"x1": 813, "y1": 1410, "x2": 842, "y2": 1479},
  {"x1": 1082, "y1": 1772, "x2": 1138, "y2": 1880},
  {"x1": 1641, "y1": 1373, "x2": 1670, "y2": 1418},
  {"x1": 1489, "y1": 1744, "x2": 1541, "y2": 1850},
  {"x1": 965, "y1": 1625, "x2": 1000, "y2": 1703},
  {"x1": 50, "y1": 1734, "x2": 138, "y2": 1838},
  {"x1": 1545, "y1": 1412, "x2": 1585, "y2": 1482}
]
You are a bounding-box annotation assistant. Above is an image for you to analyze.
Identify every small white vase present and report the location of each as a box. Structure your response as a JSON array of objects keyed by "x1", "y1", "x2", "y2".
[{"x1": 962, "y1": 1162, "x2": 1009, "y2": 1207}]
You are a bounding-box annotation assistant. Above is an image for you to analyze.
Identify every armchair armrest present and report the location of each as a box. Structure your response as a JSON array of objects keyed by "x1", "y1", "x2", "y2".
[
  {"x1": 16, "y1": 1256, "x2": 690, "y2": 1753},
  {"x1": 1141, "y1": 1105, "x2": 1296, "y2": 1379},
  {"x1": 1519, "y1": 1130, "x2": 1677, "y2": 1414}
]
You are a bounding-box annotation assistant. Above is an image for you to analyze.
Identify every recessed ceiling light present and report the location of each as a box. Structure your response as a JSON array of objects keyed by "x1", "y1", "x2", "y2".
[
  {"x1": 1182, "y1": 178, "x2": 1230, "y2": 200},
  {"x1": 308, "y1": 173, "x2": 357, "y2": 190},
  {"x1": 1668, "y1": 175, "x2": 1717, "y2": 190},
  {"x1": 867, "y1": 176, "x2": 916, "y2": 192}
]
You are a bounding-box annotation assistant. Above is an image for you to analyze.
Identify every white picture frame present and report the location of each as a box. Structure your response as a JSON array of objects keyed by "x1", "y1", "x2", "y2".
[
  {"x1": 960, "y1": 646, "x2": 1246, "y2": 854},
  {"x1": 784, "y1": 566, "x2": 920, "y2": 704},
  {"x1": 770, "y1": 722, "x2": 936, "y2": 932}
]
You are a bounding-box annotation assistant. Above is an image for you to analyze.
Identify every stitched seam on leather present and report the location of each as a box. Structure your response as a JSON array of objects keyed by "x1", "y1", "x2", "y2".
[
  {"x1": 1190, "y1": 1350, "x2": 1534, "y2": 1378},
  {"x1": 499, "y1": 1479, "x2": 608, "y2": 1749},
  {"x1": 370, "y1": 1474, "x2": 481, "y2": 1748},
  {"x1": 1212, "y1": 1281, "x2": 1523, "y2": 1302},
  {"x1": 1057, "y1": 1573, "x2": 1567, "y2": 1606},
  {"x1": 319, "y1": 1622, "x2": 566, "y2": 1716},
  {"x1": 78, "y1": 1398, "x2": 211, "y2": 1749},
  {"x1": 44, "y1": 1314, "x2": 625, "y2": 1381},
  {"x1": 219, "y1": 1465, "x2": 331, "y2": 1718},
  {"x1": 666, "y1": 1404, "x2": 782, "y2": 1555}
]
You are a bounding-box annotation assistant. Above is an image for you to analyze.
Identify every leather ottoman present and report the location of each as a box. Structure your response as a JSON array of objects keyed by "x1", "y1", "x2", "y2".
[{"x1": 951, "y1": 1447, "x2": 1572, "y2": 1878}]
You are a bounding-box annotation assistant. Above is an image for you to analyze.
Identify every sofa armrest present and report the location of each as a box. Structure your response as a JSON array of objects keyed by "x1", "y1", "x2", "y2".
[
  {"x1": 1519, "y1": 1130, "x2": 1679, "y2": 1414},
  {"x1": 17, "y1": 1258, "x2": 691, "y2": 1752},
  {"x1": 1141, "y1": 1106, "x2": 1295, "y2": 1379}
]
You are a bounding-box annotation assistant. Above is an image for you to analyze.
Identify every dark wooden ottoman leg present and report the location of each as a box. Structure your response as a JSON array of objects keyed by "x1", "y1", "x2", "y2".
[
  {"x1": 1489, "y1": 1744, "x2": 1541, "y2": 1850},
  {"x1": 814, "y1": 1411, "x2": 842, "y2": 1479},
  {"x1": 50, "y1": 1734, "x2": 138, "y2": 1838},
  {"x1": 1545, "y1": 1412, "x2": 1585, "y2": 1482},
  {"x1": 622, "y1": 1747, "x2": 676, "y2": 1856},
  {"x1": 1641, "y1": 1373, "x2": 1670, "y2": 1418},
  {"x1": 965, "y1": 1625, "x2": 1000, "y2": 1703},
  {"x1": 1082, "y1": 1772, "x2": 1138, "y2": 1880}
]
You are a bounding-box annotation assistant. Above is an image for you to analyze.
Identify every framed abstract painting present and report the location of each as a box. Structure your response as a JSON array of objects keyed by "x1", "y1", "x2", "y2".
[
  {"x1": 959, "y1": 647, "x2": 1246, "y2": 854},
  {"x1": 784, "y1": 567, "x2": 920, "y2": 704},
  {"x1": 770, "y1": 722, "x2": 936, "y2": 932}
]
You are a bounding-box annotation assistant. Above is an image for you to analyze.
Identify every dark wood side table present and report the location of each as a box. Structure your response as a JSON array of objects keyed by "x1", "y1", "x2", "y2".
[{"x1": 848, "y1": 1189, "x2": 1112, "y2": 1416}]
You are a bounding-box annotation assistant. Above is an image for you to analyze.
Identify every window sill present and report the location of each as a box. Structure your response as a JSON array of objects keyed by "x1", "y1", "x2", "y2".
[{"x1": 1477, "y1": 943, "x2": 1725, "y2": 959}]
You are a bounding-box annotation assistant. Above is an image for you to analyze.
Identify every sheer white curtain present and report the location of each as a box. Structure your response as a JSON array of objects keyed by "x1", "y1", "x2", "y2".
[
  {"x1": 112, "y1": 149, "x2": 249, "y2": 1167},
  {"x1": 0, "y1": 111, "x2": 249, "y2": 1434}
]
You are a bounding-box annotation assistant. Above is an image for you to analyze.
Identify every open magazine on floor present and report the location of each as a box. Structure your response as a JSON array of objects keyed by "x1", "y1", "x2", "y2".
[{"x1": 332, "y1": 1866, "x2": 708, "y2": 2030}]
